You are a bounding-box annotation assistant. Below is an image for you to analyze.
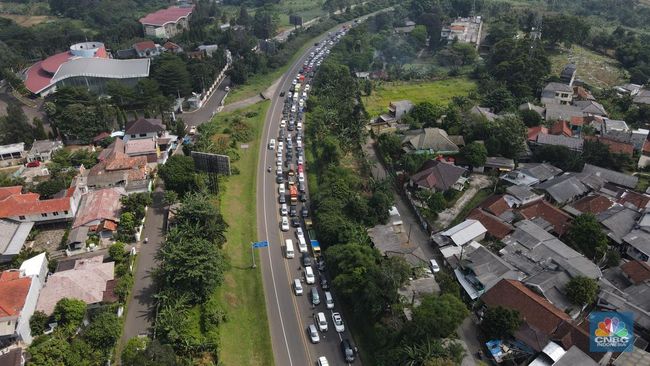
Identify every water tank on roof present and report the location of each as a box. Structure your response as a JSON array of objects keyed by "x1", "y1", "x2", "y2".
[{"x1": 70, "y1": 42, "x2": 105, "y2": 58}]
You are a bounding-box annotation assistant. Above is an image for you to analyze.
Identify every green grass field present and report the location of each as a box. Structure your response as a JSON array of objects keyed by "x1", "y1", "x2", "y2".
[
  {"x1": 549, "y1": 45, "x2": 628, "y2": 89},
  {"x1": 207, "y1": 101, "x2": 274, "y2": 366},
  {"x1": 362, "y1": 78, "x2": 477, "y2": 118}
]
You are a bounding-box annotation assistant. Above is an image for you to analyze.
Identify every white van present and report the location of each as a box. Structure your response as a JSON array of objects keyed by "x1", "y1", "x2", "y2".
[
  {"x1": 305, "y1": 266, "x2": 315, "y2": 284},
  {"x1": 285, "y1": 239, "x2": 295, "y2": 259},
  {"x1": 298, "y1": 236, "x2": 307, "y2": 253},
  {"x1": 324, "y1": 291, "x2": 334, "y2": 309}
]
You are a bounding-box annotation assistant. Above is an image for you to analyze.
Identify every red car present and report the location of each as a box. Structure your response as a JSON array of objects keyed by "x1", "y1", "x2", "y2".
[{"x1": 25, "y1": 161, "x2": 40, "y2": 168}]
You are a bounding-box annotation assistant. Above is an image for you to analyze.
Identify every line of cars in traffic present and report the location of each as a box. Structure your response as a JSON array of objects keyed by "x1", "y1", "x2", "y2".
[{"x1": 268, "y1": 26, "x2": 356, "y2": 365}]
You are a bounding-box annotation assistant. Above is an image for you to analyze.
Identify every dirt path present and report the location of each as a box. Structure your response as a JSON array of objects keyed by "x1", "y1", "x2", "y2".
[{"x1": 434, "y1": 175, "x2": 491, "y2": 229}]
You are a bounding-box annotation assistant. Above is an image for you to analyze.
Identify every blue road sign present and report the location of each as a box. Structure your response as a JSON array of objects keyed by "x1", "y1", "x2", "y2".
[{"x1": 252, "y1": 241, "x2": 269, "y2": 248}]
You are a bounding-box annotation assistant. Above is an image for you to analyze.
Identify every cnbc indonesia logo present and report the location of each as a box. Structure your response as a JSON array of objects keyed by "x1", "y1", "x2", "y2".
[{"x1": 590, "y1": 312, "x2": 634, "y2": 352}]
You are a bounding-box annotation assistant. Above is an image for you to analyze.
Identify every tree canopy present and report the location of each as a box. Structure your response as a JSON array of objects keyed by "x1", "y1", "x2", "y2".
[
  {"x1": 481, "y1": 306, "x2": 522, "y2": 339},
  {"x1": 564, "y1": 213, "x2": 609, "y2": 261},
  {"x1": 158, "y1": 155, "x2": 199, "y2": 196},
  {"x1": 565, "y1": 276, "x2": 599, "y2": 307}
]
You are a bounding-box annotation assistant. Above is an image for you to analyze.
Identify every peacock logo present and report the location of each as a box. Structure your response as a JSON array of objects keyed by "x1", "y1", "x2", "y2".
[
  {"x1": 590, "y1": 311, "x2": 634, "y2": 352},
  {"x1": 595, "y1": 317, "x2": 629, "y2": 338}
]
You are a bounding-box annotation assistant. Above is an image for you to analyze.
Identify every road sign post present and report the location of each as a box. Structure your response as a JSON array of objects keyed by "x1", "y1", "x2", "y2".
[{"x1": 251, "y1": 241, "x2": 269, "y2": 268}]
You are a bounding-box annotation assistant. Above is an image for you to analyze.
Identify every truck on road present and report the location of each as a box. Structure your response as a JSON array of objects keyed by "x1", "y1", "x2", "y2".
[{"x1": 289, "y1": 185, "x2": 298, "y2": 203}]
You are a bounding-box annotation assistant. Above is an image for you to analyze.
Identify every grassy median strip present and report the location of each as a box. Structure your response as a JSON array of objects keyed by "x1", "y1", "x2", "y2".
[{"x1": 208, "y1": 101, "x2": 274, "y2": 366}]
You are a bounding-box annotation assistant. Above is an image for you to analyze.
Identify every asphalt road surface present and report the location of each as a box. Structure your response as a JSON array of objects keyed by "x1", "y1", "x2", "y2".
[
  {"x1": 181, "y1": 76, "x2": 231, "y2": 126},
  {"x1": 255, "y1": 13, "x2": 393, "y2": 366}
]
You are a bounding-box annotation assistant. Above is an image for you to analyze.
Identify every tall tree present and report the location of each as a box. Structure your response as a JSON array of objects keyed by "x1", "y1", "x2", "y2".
[
  {"x1": 461, "y1": 141, "x2": 488, "y2": 167},
  {"x1": 157, "y1": 225, "x2": 227, "y2": 304},
  {"x1": 0, "y1": 102, "x2": 34, "y2": 145},
  {"x1": 481, "y1": 306, "x2": 522, "y2": 339},
  {"x1": 565, "y1": 276, "x2": 599, "y2": 307},
  {"x1": 564, "y1": 213, "x2": 608, "y2": 261},
  {"x1": 407, "y1": 294, "x2": 469, "y2": 341},
  {"x1": 153, "y1": 54, "x2": 192, "y2": 97},
  {"x1": 158, "y1": 155, "x2": 198, "y2": 196}
]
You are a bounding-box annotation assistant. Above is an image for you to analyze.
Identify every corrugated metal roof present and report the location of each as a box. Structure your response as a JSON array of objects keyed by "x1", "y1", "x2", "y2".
[{"x1": 52, "y1": 58, "x2": 150, "y2": 83}]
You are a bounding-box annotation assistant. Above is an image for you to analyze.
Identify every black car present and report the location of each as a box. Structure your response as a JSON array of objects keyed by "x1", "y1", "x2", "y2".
[
  {"x1": 301, "y1": 206, "x2": 309, "y2": 217},
  {"x1": 280, "y1": 91, "x2": 285, "y2": 97},
  {"x1": 279, "y1": 194, "x2": 286, "y2": 204},
  {"x1": 289, "y1": 205, "x2": 297, "y2": 217},
  {"x1": 291, "y1": 217, "x2": 301, "y2": 227},
  {"x1": 276, "y1": 175, "x2": 284, "y2": 184},
  {"x1": 340, "y1": 339, "x2": 355, "y2": 362},
  {"x1": 320, "y1": 277, "x2": 330, "y2": 290},
  {"x1": 299, "y1": 193, "x2": 307, "y2": 202},
  {"x1": 302, "y1": 252, "x2": 312, "y2": 267}
]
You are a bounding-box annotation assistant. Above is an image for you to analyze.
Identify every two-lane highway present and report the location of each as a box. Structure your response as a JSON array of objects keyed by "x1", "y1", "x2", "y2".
[{"x1": 256, "y1": 22, "x2": 368, "y2": 366}]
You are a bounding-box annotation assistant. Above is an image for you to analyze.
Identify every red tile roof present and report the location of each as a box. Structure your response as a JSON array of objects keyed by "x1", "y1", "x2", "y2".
[
  {"x1": 621, "y1": 260, "x2": 650, "y2": 284},
  {"x1": 482, "y1": 279, "x2": 570, "y2": 336},
  {"x1": 528, "y1": 126, "x2": 548, "y2": 141},
  {"x1": 585, "y1": 136, "x2": 634, "y2": 156},
  {"x1": 570, "y1": 194, "x2": 614, "y2": 215},
  {"x1": 0, "y1": 186, "x2": 72, "y2": 218},
  {"x1": 450, "y1": 25, "x2": 465, "y2": 31},
  {"x1": 479, "y1": 194, "x2": 510, "y2": 216},
  {"x1": 570, "y1": 116, "x2": 585, "y2": 126},
  {"x1": 163, "y1": 41, "x2": 181, "y2": 50},
  {"x1": 550, "y1": 120, "x2": 572, "y2": 137},
  {"x1": 0, "y1": 186, "x2": 22, "y2": 201},
  {"x1": 617, "y1": 190, "x2": 650, "y2": 210},
  {"x1": 0, "y1": 271, "x2": 32, "y2": 319},
  {"x1": 133, "y1": 40, "x2": 156, "y2": 52},
  {"x1": 139, "y1": 6, "x2": 194, "y2": 27},
  {"x1": 468, "y1": 208, "x2": 514, "y2": 239},
  {"x1": 518, "y1": 200, "x2": 572, "y2": 235}
]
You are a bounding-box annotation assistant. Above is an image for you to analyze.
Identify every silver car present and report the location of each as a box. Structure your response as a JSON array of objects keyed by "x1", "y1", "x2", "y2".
[{"x1": 308, "y1": 324, "x2": 320, "y2": 343}]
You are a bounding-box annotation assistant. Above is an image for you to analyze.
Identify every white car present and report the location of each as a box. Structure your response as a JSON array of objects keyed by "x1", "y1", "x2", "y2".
[
  {"x1": 298, "y1": 155, "x2": 304, "y2": 164},
  {"x1": 276, "y1": 166, "x2": 283, "y2": 176},
  {"x1": 298, "y1": 173, "x2": 305, "y2": 183},
  {"x1": 280, "y1": 119, "x2": 287, "y2": 128},
  {"x1": 268, "y1": 139, "x2": 276, "y2": 150},
  {"x1": 297, "y1": 122, "x2": 303, "y2": 131},
  {"x1": 281, "y1": 216, "x2": 289, "y2": 231},
  {"x1": 276, "y1": 149, "x2": 282, "y2": 158},
  {"x1": 280, "y1": 204, "x2": 288, "y2": 216},
  {"x1": 296, "y1": 227, "x2": 304, "y2": 238},
  {"x1": 332, "y1": 312, "x2": 344, "y2": 333},
  {"x1": 276, "y1": 157, "x2": 282, "y2": 166},
  {"x1": 315, "y1": 312, "x2": 328, "y2": 332},
  {"x1": 305, "y1": 84, "x2": 310, "y2": 91},
  {"x1": 277, "y1": 141, "x2": 284, "y2": 151},
  {"x1": 293, "y1": 279, "x2": 303, "y2": 295},
  {"x1": 302, "y1": 91, "x2": 307, "y2": 98},
  {"x1": 305, "y1": 266, "x2": 315, "y2": 284},
  {"x1": 298, "y1": 99, "x2": 304, "y2": 107},
  {"x1": 429, "y1": 259, "x2": 440, "y2": 273},
  {"x1": 278, "y1": 184, "x2": 285, "y2": 195},
  {"x1": 291, "y1": 105, "x2": 296, "y2": 113},
  {"x1": 308, "y1": 324, "x2": 320, "y2": 343},
  {"x1": 317, "y1": 356, "x2": 329, "y2": 366},
  {"x1": 292, "y1": 79, "x2": 297, "y2": 85}
]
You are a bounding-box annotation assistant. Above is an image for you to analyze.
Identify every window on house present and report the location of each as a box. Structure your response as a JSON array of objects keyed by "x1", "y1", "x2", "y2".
[
  {"x1": 19, "y1": 215, "x2": 25, "y2": 220},
  {"x1": 139, "y1": 133, "x2": 147, "y2": 137},
  {"x1": 131, "y1": 134, "x2": 136, "y2": 138},
  {"x1": 53, "y1": 212, "x2": 59, "y2": 216},
  {"x1": 64, "y1": 211, "x2": 69, "y2": 215},
  {"x1": 41, "y1": 213, "x2": 47, "y2": 217}
]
